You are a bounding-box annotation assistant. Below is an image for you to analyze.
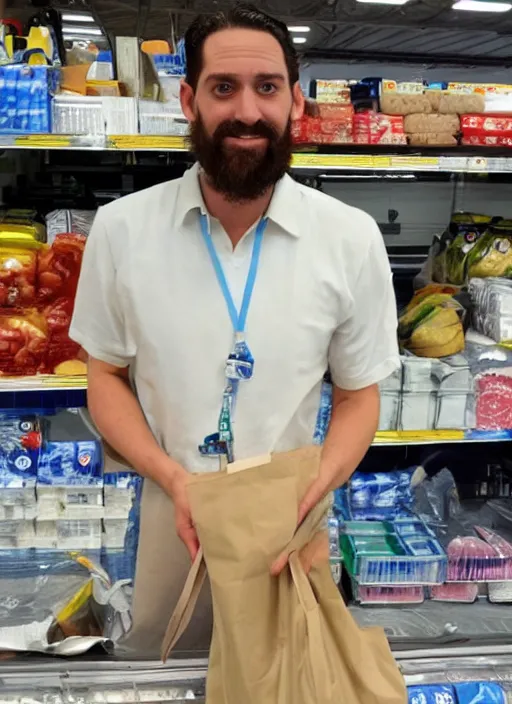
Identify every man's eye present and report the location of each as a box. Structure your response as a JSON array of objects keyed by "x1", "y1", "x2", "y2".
[
  {"x1": 259, "y1": 82, "x2": 277, "y2": 95},
  {"x1": 214, "y1": 83, "x2": 233, "y2": 96}
]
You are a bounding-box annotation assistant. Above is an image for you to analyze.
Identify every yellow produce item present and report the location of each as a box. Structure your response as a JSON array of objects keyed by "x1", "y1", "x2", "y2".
[
  {"x1": 407, "y1": 307, "x2": 465, "y2": 358},
  {"x1": 54, "y1": 360, "x2": 87, "y2": 376}
]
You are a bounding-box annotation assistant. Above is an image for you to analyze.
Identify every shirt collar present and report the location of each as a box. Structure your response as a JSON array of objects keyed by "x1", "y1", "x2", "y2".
[{"x1": 175, "y1": 162, "x2": 302, "y2": 238}]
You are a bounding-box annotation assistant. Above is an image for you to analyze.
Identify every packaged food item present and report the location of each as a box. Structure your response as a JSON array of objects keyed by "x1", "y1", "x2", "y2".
[
  {"x1": 461, "y1": 113, "x2": 512, "y2": 134},
  {"x1": 454, "y1": 682, "x2": 506, "y2": 704},
  {"x1": 430, "y1": 582, "x2": 478, "y2": 602},
  {"x1": 45, "y1": 209, "x2": 96, "y2": 244},
  {"x1": 352, "y1": 111, "x2": 406, "y2": 145},
  {"x1": 445, "y1": 535, "x2": 507, "y2": 582},
  {"x1": 42, "y1": 297, "x2": 82, "y2": 373},
  {"x1": 408, "y1": 132, "x2": 458, "y2": 147},
  {"x1": 0, "y1": 309, "x2": 47, "y2": 375},
  {"x1": 314, "y1": 79, "x2": 351, "y2": 104},
  {"x1": 380, "y1": 93, "x2": 432, "y2": 116},
  {"x1": 37, "y1": 233, "x2": 86, "y2": 302},
  {"x1": 466, "y1": 219, "x2": 512, "y2": 280},
  {"x1": 0, "y1": 229, "x2": 44, "y2": 307},
  {"x1": 440, "y1": 212, "x2": 496, "y2": 285},
  {"x1": 354, "y1": 583, "x2": 424, "y2": 605},
  {"x1": 439, "y1": 93, "x2": 485, "y2": 114},
  {"x1": 408, "y1": 684, "x2": 457, "y2": 704},
  {"x1": 404, "y1": 113, "x2": 459, "y2": 134},
  {"x1": 0, "y1": 210, "x2": 46, "y2": 242},
  {"x1": 475, "y1": 373, "x2": 512, "y2": 431},
  {"x1": 316, "y1": 103, "x2": 354, "y2": 119},
  {"x1": 398, "y1": 293, "x2": 465, "y2": 358},
  {"x1": 292, "y1": 115, "x2": 352, "y2": 145},
  {"x1": 462, "y1": 135, "x2": 512, "y2": 147}
]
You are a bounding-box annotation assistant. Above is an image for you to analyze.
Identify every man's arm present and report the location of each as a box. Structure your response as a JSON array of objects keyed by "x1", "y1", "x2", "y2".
[
  {"x1": 298, "y1": 383, "x2": 379, "y2": 524},
  {"x1": 88, "y1": 357, "x2": 200, "y2": 560},
  {"x1": 270, "y1": 383, "x2": 378, "y2": 575}
]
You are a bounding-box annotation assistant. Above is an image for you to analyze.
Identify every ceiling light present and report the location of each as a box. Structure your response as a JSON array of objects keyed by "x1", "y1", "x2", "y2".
[
  {"x1": 356, "y1": 0, "x2": 410, "y2": 5},
  {"x1": 453, "y1": 0, "x2": 511, "y2": 10},
  {"x1": 293, "y1": 37, "x2": 307, "y2": 44},
  {"x1": 61, "y1": 12, "x2": 95, "y2": 22},
  {"x1": 63, "y1": 26, "x2": 103, "y2": 36},
  {"x1": 287, "y1": 26, "x2": 311, "y2": 32}
]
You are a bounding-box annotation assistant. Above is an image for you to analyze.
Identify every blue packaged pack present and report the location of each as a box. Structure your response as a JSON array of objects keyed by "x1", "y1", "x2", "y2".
[
  {"x1": 408, "y1": 684, "x2": 456, "y2": 704},
  {"x1": 335, "y1": 468, "x2": 417, "y2": 521},
  {"x1": 454, "y1": 682, "x2": 506, "y2": 704},
  {"x1": 0, "y1": 64, "x2": 55, "y2": 134},
  {"x1": 37, "y1": 410, "x2": 103, "y2": 486},
  {"x1": 0, "y1": 414, "x2": 40, "y2": 487}
]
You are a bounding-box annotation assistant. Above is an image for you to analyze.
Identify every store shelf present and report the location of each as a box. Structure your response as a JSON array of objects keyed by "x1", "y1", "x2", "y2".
[
  {"x1": 6, "y1": 135, "x2": 512, "y2": 173},
  {"x1": 374, "y1": 429, "x2": 512, "y2": 445},
  {"x1": 0, "y1": 376, "x2": 87, "y2": 411}
]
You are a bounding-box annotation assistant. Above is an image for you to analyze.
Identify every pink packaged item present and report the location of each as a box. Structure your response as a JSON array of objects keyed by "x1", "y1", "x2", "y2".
[
  {"x1": 430, "y1": 582, "x2": 478, "y2": 603},
  {"x1": 446, "y1": 535, "x2": 508, "y2": 581},
  {"x1": 475, "y1": 374, "x2": 512, "y2": 430},
  {"x1": 355, "y1": 583, "x2": 424, "y2": 605}
]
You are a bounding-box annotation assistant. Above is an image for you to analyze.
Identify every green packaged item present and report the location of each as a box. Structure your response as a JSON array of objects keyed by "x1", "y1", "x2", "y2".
[
  {"x1": 466, "y1": 219, "x2": 512, "y2": 280},
  {"x1": 439, "y1": 212, "x2": 494, "y2": 285}
]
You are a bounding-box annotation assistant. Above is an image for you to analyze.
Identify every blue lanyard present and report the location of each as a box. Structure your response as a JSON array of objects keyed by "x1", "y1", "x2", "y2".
[{"x1": 199, "y1": 213, "x2": 267, "y2": 334}]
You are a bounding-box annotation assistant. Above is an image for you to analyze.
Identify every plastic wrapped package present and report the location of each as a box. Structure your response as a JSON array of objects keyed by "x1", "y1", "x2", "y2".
[
  {"x1": 438, "y1": 93, "x2": 485, "y2": 114},
  {"x1": 334, "y1": 468, "x2": 422, "y2": 521},
  {"x1": 470, "y1": 277, "x2": 512, "y2": 344},
  {"x1": 399, "y1": 294, "x2": 465, "y2": 358},
  {"x1": 380, "y1": 93, "x2": 432, "y2": 115},
  {"x1": 433, "y1": 355, "x2": 475, "y2": 430},
  {"x1": 37, "y1": 233, "x2": 86, "y2": 303},
  {"x1": 45, "y1": 209, "x2": 96, "y2": 244},
  {"x1": 408, "y1": 132, "x2": 458, "y2": 146},
  {"x1": 465, "y1": 220, "x2": 512, "y2": 281},
  {"x1": 474, "y1": 373, "x2": 512, "y2": 430},
  {"x1": 400, "y1": 356, "x2": 437, "y2": 430},
  {"x1": 436, "y1": 212, "x2": 495, "y2": 286},
  {"x1": 0, "y1": 414, "x2": 40, "y2": 520},
  {"x1": 408, "y1": 685, "x2": 457, "y2": 704},
  {"x1": 430, "y1": 582, "x2": 479, "y2": 602},
  {"x1": 0, "y1": 310, "x2": 47, "y2": 376},
  {"x1": 378, "y1": 363, "x2": 402, "y2": 431},
  {"x1": 455, "y1": 682, "x2": 507, "y2": 704},
  {"x1": 404, "y1": 113, "x2": 460, "y2": 134},
  {"x1": 0, "y1": 236, "x2": 42, "y2": 307},
  {"x1": 0, "y1": 551, "x2": 130, "y2": 653},
  {"x1": 488, "y1": 581, "x2": 512, "y2": 602},
  {"x1": 354, "y1": 582, "x2": 425, "y2": 605},
  {"x1": 352, "y1": 112, "x2": 406, "y2": 145},
  {"x1": 340, "y1": 521, "x2": 447, "y2": 586},
  {"x1": 42, "y1": 297, "x2": 83, "y2": 373}
]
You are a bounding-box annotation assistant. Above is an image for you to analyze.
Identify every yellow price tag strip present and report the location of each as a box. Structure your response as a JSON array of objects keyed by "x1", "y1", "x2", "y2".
[
  {"x1": 15, "y1": 135, "x2": 73, "y2": 148},
  {"x1": 374, "y1": 429, "x2": 465, "y2": 444},
  {"x1": 291, "y1": 153, "x2": 393, "y2": 169},
  {"x1": 109, "y1": 135, "x2": 188, "y2": 150}
]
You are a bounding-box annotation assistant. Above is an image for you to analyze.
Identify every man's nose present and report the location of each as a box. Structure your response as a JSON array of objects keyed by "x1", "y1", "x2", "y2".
[{"x1": 233, "y1": 87, "x2": 261, "y2": 126}]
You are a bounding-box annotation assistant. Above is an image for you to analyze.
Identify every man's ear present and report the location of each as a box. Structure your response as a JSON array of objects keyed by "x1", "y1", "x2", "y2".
[
  {"x1": 180, "y1": 79, "x2": 196, "y2": 122},
  {"x1": 290, "y1": 82, "x2": 305, "y2": 121}
]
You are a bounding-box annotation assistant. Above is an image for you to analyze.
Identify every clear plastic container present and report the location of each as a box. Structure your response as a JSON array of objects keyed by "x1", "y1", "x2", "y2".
[{"x1": 353, "y1": 581, "x2": 425, "y2": 605}]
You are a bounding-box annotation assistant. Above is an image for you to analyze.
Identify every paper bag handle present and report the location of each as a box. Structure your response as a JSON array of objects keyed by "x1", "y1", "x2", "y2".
[
  {"x1": 161, "y1": 547, "x2": 207, "y2": 662},
  {"x1": 288, "y1": 551, "x2": 332, "y2": 701}
]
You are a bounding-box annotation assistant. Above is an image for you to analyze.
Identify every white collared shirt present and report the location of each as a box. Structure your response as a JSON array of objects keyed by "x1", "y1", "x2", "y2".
[{"x1": 70, "y1": 163, "x2": 399, "y2": 472}]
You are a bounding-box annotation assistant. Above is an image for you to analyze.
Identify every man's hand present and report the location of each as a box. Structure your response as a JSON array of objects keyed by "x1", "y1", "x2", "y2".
[{"x1": 167, "y1": 465, "x2": 200, "y2": 562}]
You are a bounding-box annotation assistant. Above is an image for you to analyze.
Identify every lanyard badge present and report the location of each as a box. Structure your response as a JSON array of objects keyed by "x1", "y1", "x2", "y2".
[{"x1": 198, "y1": 214, "x2": 267, "y2": 464}]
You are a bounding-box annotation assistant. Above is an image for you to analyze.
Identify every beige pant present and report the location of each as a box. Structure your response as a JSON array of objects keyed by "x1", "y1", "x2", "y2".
[{"x1": 123, "y1": 478, "x2": 212, "y2": 657}]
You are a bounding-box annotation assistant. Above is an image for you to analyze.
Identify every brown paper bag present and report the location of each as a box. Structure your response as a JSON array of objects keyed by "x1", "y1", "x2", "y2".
[{"x1": 162, "y1": 446, "x2": 407, "y2": 704}]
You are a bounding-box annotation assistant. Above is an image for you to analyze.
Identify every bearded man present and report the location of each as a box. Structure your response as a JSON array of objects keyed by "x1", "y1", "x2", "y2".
[{"x1": 70, "y1": 3, "x2": 399, "y2": 656}]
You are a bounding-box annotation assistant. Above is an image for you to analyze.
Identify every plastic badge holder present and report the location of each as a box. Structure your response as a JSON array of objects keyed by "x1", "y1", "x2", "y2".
[{"x1": 340, "y1": 520, "x2": 447, "y2": 585}]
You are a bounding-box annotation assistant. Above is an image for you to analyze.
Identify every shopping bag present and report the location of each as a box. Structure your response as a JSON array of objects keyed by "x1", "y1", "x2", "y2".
[{"x1": 162, "y1": 446, "x2": 407, "y2": 704}]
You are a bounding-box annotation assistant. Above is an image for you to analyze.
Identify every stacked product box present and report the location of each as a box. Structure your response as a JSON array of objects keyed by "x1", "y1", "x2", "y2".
[
  {"x1": 0, "y1": 415, "x2": 40, "y2": 566},
  {"x1": 101, "y1": 470, "x2": 141, "y2": 582},
  {"x1": 35, "y1": 410, "x2": 103, "y2": 556}
]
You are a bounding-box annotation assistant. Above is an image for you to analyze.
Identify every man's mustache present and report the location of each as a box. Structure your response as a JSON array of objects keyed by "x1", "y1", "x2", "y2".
[{"x1": 213, "y1": 119, "x2": 279, "y2": 142}]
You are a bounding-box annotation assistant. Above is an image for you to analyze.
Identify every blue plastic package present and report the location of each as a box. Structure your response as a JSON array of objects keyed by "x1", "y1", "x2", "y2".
[
  {"x1": 37, "y1": 410, "x2": 102, "y2": 486},
  {"x1": 454, "y1": 682, "x2": 506, "y2": 704},
  {"x1": 0, "y1": 414, "x2": 40, "y2": 486},
  {"x1": 0, "y1": 64, "x2": 54, "y2": 134},
  {"x1": 335, "y1": 468, "x2": 417, "y2": 521},
  {"x1": 408, "y1": 684, "x2": 456, "y2": 704}
]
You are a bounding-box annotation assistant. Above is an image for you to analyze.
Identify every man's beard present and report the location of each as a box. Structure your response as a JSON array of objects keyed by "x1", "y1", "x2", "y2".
[{"x1": 188, "y1": 114, "x2": 293, "y2": 202}]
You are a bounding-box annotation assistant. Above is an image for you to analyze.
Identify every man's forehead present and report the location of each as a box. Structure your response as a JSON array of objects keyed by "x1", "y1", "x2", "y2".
[{"x1": 201, "y1": 28, "x2": 287, "y2": 76}]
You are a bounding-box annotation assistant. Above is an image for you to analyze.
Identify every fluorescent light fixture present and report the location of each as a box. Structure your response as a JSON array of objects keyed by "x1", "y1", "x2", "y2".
[
  {"x1": 63, "y1": 26, "x2": 103, "y2": 36},
  {"x1": 61, "y1": 12, "x2": 95, "y2": 22},
  {"x1": 356, "y1": 0, "x2": 410, "y2": 5},
  {"x1": 453, "y1": 0, "x2": 511, "y2": 10},
  {"x1": 292, "y1": 37, "x2": 307, "y2": 44},
  {"x1": 287, "y1": 25, "x2": 311, "y2": 32}
]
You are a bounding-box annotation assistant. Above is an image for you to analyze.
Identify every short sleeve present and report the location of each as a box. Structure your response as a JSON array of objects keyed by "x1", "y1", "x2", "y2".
[
  {"x1": 69, "y1": 208, "x2": 135, "y2": 367},
  {"x1": 328, "y1": 222, "x2": 399, "y2": 390}
]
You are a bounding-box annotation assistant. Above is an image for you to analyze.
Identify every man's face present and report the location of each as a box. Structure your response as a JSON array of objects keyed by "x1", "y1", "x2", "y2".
[{"x1": 181, "y1": 27, "x2": 304, "y2": 202}]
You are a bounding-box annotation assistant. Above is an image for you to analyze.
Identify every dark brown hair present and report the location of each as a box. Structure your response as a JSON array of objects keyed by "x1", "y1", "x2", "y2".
[{"x1": 184, "y1": 3, "x2": 299, "y2": 90}]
